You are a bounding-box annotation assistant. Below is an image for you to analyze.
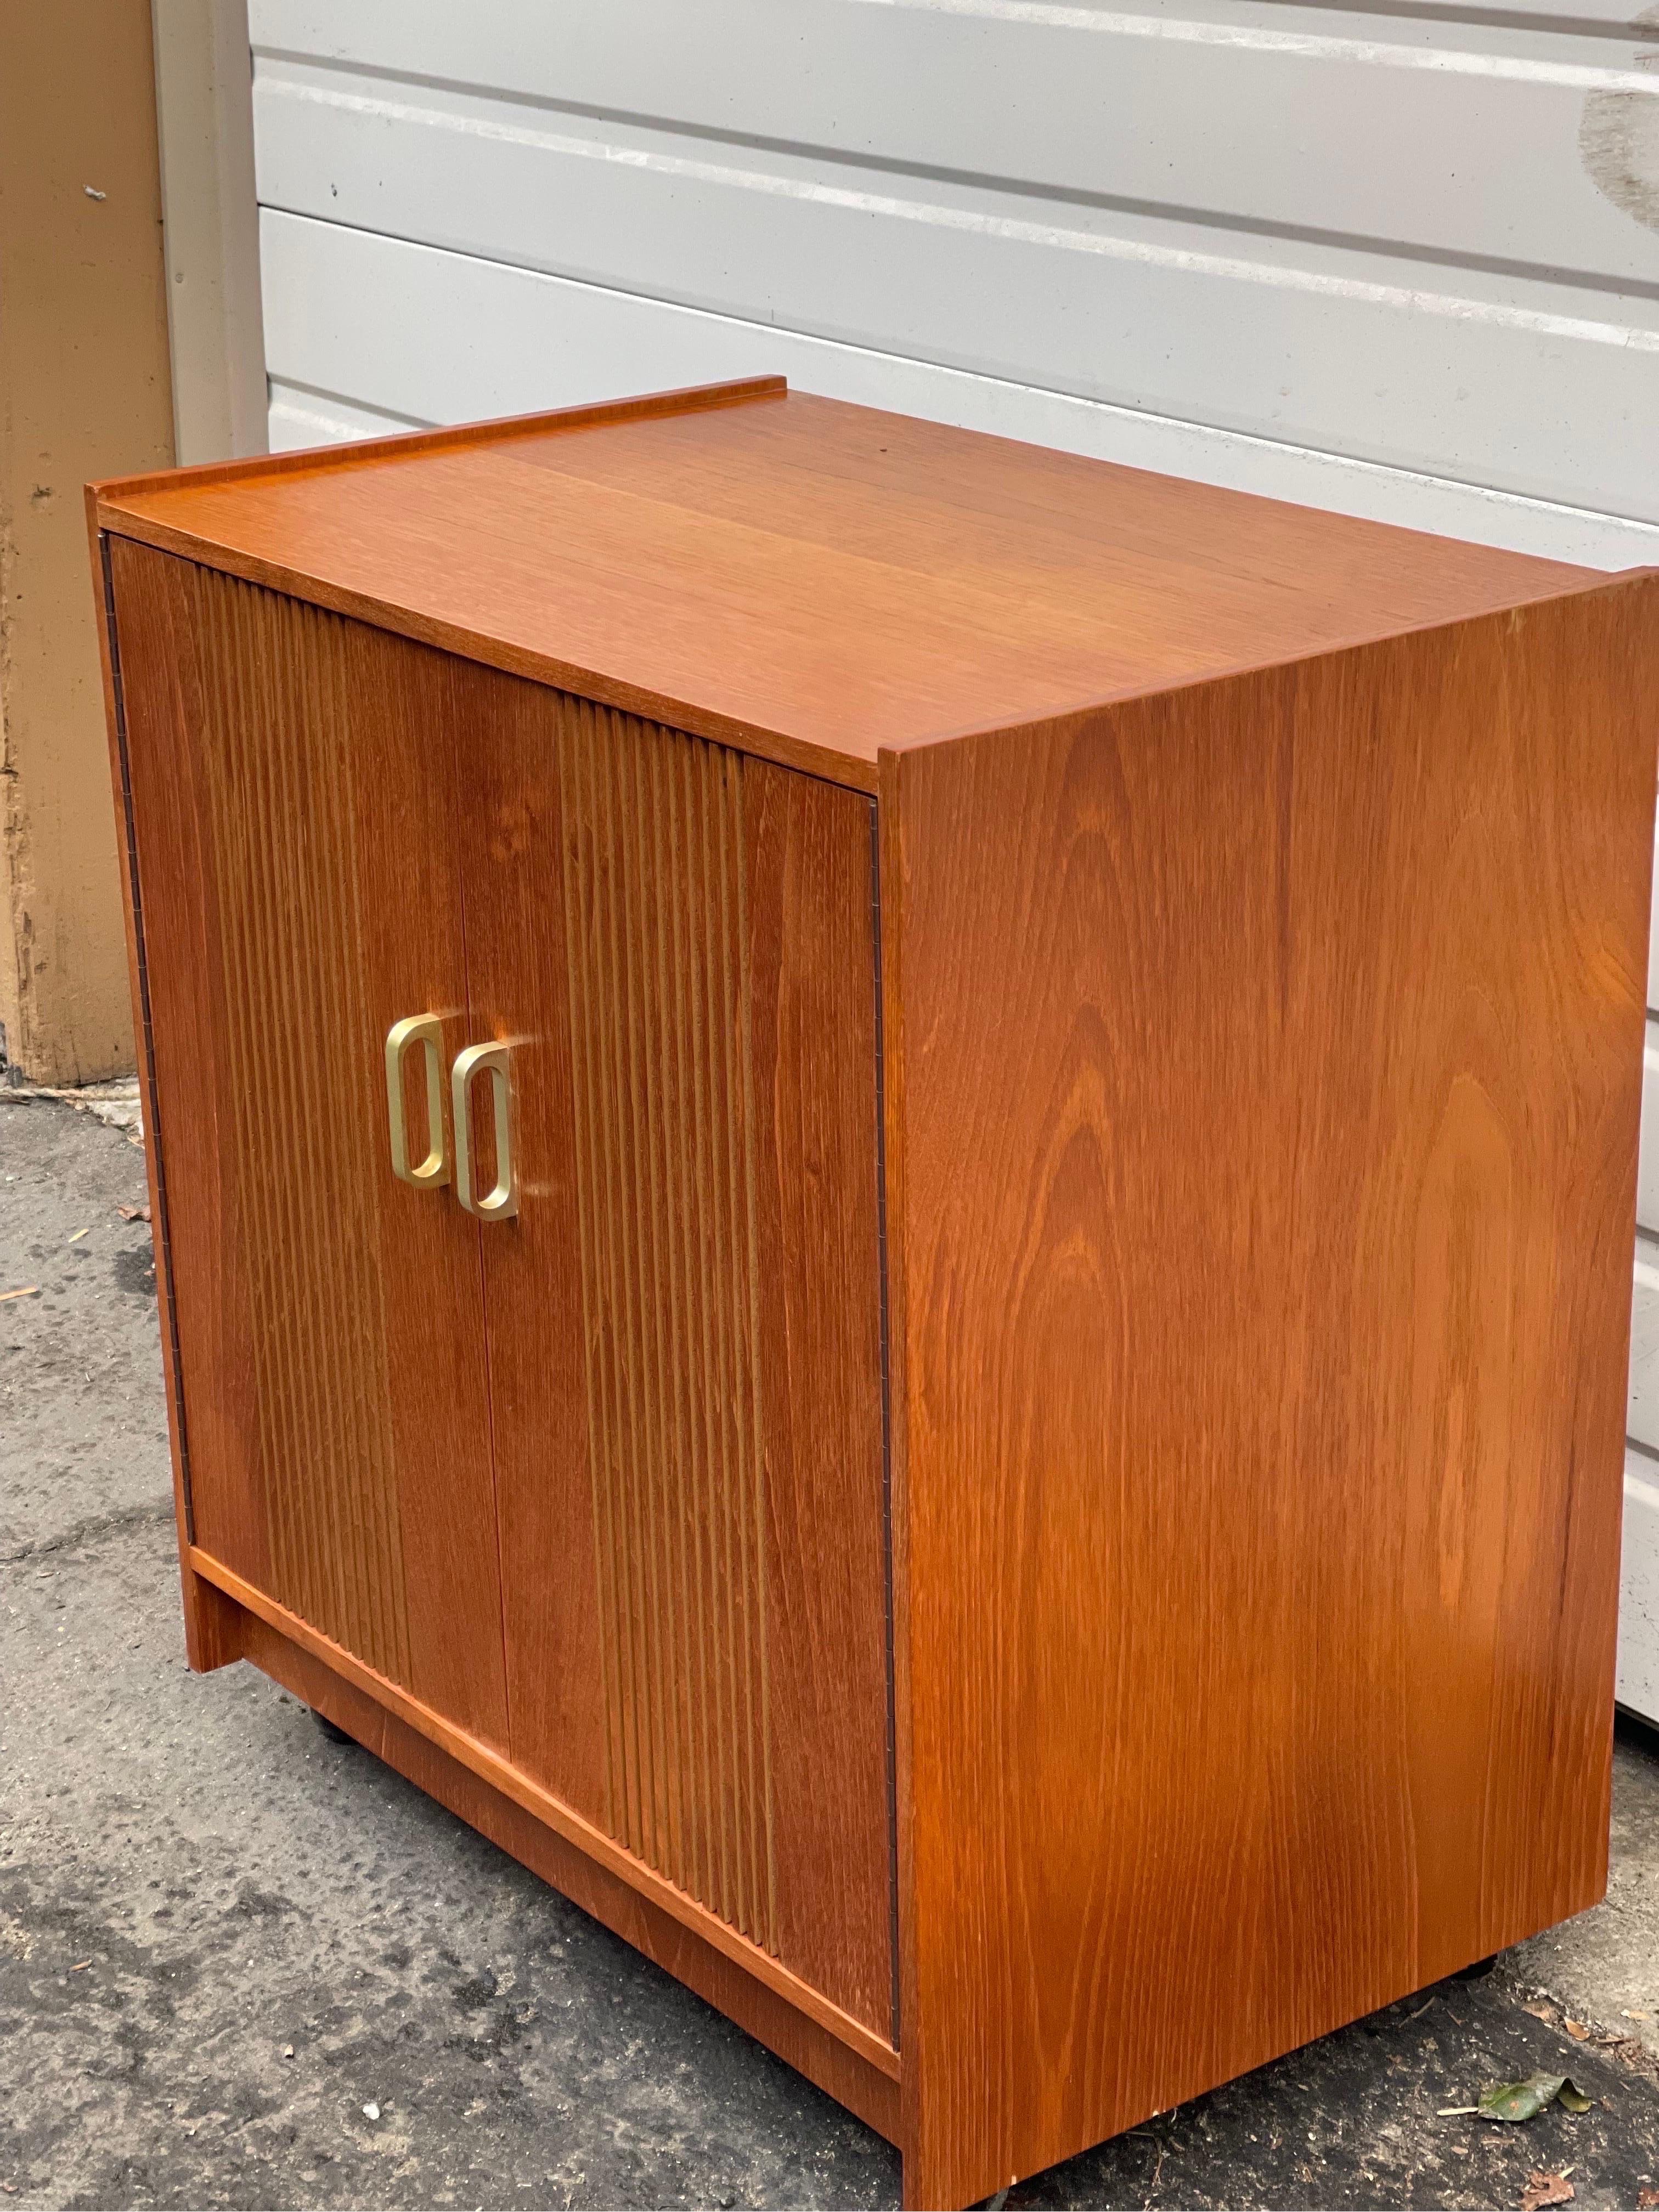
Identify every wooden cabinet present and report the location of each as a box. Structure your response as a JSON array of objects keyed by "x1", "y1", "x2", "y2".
[{"x1": 91, "y1": 378, "x2": 1659, "y2": 2208}]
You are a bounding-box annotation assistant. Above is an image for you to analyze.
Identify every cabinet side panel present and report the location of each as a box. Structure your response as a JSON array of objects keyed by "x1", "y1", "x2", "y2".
[
  {"x1": 891, "y1": 581, "x2": 1657, "y2": 2205},
  {"x1": 747, "y1": 762, "x2": 893, "y2": 2041}
]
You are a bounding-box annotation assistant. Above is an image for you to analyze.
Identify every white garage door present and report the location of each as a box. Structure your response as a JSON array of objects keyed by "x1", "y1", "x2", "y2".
[{"x1": 246, "y1": 0, "x2": 1659, "y2": 1710}]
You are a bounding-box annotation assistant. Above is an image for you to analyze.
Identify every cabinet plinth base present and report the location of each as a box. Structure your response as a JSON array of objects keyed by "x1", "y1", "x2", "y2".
[{"x1": 211, "y1": 1587, "x2": 903, "y2": 2147}]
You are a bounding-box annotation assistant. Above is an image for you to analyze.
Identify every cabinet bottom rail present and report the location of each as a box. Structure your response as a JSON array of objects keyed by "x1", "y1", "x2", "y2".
[{"x1": 186, "y1": 1546, "x2": 902, "y2": 2140}]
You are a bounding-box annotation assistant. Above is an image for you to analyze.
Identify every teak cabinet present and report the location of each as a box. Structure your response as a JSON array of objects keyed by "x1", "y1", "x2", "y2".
[{"x1": 89, "y1": 378, "x2": 1658, "y2": 2208}]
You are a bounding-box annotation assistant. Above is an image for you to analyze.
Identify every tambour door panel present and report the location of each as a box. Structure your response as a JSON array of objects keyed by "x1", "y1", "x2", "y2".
[
  {"x1": 459, "y1": 685, "x2": 895, "y2": 2040},
  {"x1": 109, "y1": 540, "x2": 510, "y2": 1746}
]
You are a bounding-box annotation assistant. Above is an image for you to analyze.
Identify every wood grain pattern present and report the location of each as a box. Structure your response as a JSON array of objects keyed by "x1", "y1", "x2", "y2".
[
  {"x1": 89, "y1": 519, "x2": 243, "y2": 1675},
  {"x1": 230, "y1": 1597, "x2": 902, "y2": 2142},
  {"x1": 107, "y1": 539, "x2": 510, "y2": 1743},
  {"x1": 562, "y1": 703, "x2": 774, "y2": 1943},
  {"x1": 886, "y1": 576, "x2": 1659, "y2": 2207},
  {"x1": 439, "y1": 667, "x2": 612, "y2": 1836},
  {"x1": 458, "y1": 682, "x2": 893, "y2": 2035},
  {"x1": 92, "y1": 388, "x2": 1609, "y2": 791}
]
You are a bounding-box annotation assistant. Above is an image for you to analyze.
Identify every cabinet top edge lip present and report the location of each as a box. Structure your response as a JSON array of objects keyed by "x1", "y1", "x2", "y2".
[{"x1": 87, "y1": 375, "x2": 789, "y2": 507}]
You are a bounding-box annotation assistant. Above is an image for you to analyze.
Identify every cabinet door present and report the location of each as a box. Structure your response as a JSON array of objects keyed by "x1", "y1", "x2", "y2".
[
  {"x1": 459, "y1": 684, "x2": 894, "y2": 2039},
  {"x1": 110, "y1": 543, "x2": 509, "y2": 1747}
]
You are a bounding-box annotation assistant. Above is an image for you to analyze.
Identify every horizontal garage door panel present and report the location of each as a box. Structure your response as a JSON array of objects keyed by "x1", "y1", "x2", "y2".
[
  {"x1": 259, "y1": 216, "x2": 1659, "y2": 569},
  {"x1": 252, "y1": 0, "x2": 1659, "y2": 290},
  {"x1": 253, "y1": 66, "x2": 1659, "y2": 525},
  {"x1": 1620, "y1": 1453, "x2": 1659, "y2": 1722},
  {"x1": 1629, "y1": 1240, "x2": 1659, "y2": 1455},
  {"x1": 1641, "y1": 1021, "x2": 1659, "y2": 1232}
]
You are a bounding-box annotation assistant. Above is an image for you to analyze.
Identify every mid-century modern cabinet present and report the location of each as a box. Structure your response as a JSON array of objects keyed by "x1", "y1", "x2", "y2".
[{"x1": 90, "y1": 378, "x2": 1658, "y2": 2208}]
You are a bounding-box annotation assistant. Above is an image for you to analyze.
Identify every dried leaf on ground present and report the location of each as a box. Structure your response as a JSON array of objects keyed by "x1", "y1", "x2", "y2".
[
  {"x1": 1635, "y1": 2188, "x2": 1659, "y2": 2207},
  {"x1": 1565, "y1": 2021, "x2": 1591, "y2": 2042},
  {"x1": 1520, "y1": 2172, "x2": 1574, "y2": 2210},
  {"x1": 1477, "y1": 2075, "x2": 1594, "y2": 2124},
  {"x1": 116, "y1": 1203, "x2": 150, "y2": 1223}
]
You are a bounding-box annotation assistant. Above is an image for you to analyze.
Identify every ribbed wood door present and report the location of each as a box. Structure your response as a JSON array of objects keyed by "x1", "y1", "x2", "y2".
[
  {"x1": 459, "y1": 686, "x2": 895, "y2": 2040},
  {"x1": 113, "y1": 542, "x2": 893, "y2": 2036},
  {"x1": 108, "y1": 541, "x2": 511, "y2": 1747},
  {"x1": 560, "y1": 711, "x2": 775, "y2": 1936}
]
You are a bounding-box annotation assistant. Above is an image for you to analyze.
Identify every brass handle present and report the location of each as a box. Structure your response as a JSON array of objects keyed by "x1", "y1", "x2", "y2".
[
  {"x1": 384, "y1": 1014, "x2": 450, "y2": 1189},
  {"x1": 452, "y1": 1041, "x2": 519, "y2": 1221}
]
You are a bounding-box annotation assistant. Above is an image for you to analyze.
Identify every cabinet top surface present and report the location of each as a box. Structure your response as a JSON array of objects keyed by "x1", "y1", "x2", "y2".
[{"x1": 93, "y1": 377, "x2": 1605, "y2": 787}]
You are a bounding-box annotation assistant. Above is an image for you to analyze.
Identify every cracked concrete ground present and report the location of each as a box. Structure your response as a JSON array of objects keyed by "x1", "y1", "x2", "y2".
[{"x1": 4, "y1": 1090, "x2": 1659, "y2": 2209}]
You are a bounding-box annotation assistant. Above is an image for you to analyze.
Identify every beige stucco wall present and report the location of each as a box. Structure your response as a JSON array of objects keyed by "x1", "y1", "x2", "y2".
[{"x1": 0, "y1": 0, "x2": 175, "y2": 1083}]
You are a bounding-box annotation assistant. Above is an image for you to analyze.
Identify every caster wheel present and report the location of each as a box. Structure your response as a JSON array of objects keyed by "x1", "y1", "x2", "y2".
[{"x1": 311, "y1": 1707, "x2": 354, "y2": 1746}]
